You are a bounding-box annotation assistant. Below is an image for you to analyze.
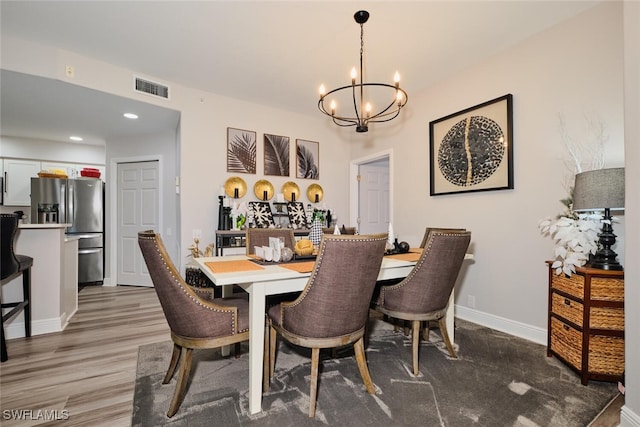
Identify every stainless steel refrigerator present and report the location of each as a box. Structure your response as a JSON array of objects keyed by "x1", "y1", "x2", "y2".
[{"x1": 31, "y1": 177, "x2": 104, "y2": 284}]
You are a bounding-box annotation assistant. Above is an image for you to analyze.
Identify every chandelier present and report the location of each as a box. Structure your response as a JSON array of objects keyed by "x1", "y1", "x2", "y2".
[{"x1": 318, "y1": 10, "x2": 408, "y2": 133}]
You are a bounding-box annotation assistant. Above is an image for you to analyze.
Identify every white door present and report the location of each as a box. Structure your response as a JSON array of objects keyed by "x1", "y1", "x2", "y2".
[
  {"x1": 117, "y1": 161, "x2": 159, "y2": 286},
  {"x1": 358, "y1": 159, "x2": 390, "y2": 235}
]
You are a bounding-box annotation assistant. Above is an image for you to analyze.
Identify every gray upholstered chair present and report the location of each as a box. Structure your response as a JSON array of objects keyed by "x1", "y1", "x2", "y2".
[
  {"x1": 419, "y1": 227, "x2": 466, "y2": 248},
  {"x1": 245, "y1": 228, "x2": 295, "y2": 256},
  {"x1": 265, "y1": 233, "x2": 388, "y2": 418},
  {"x1": 374, "y1": 230, "x2": 471, "y2": 376},
  {"x1": 138, "y1": 230, "x2": 249, "y2": 418},
  {"x1": 322, "y1": 226, "x2": 357, "y2": 235}
]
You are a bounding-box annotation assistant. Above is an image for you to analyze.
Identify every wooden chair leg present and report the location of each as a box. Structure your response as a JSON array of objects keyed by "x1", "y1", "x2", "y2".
[
  {"x1": 354, "y1": 337, "x2": 375, "y2": 394},
  {"x1": 412, "y1": 320, "x2": 420, "y2": 376},
  {"x1": 422, "y1": 320, "x2": 430, "y2": 341},
  {"x1": 269, "y1": 325, "x2": 277, "y2": 381},
  {"x1": 438, "y1": 318, "x2": 457, "y2": 358},
  {"x1": 163, "y1": 343, "x2": 181, "y2": 384},
  {"x1": 309, "y1": 347, "x2": 320, "y2": 418},
  {"x1": 167, "y1": 346, "x2": 193, "y2": 418}
]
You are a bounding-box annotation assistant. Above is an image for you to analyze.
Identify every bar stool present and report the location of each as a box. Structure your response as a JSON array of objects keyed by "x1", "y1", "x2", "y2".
[{"x1": 1, "y1": 213, "x2": 33, "y2": 362}]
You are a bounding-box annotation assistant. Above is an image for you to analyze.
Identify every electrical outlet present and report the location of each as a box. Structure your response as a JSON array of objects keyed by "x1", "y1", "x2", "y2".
[
  {"x1": 467, "y1": 295, "x2": 476, "y2": 308},
  {"x1": 192, "y1": 229, "x2": 201, "y2": 240},
  {"x1": 65, "y1": 65, "x2": 75, "y2": 78}
]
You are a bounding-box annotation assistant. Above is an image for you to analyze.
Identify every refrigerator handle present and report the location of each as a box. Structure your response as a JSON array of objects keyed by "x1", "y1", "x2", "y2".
[
  {"x1": 66, "y1": 180, "x2": 73, "y2": 225},
  {"x1": 4, "y1": 172, "x2": 7, "y2": 192}
]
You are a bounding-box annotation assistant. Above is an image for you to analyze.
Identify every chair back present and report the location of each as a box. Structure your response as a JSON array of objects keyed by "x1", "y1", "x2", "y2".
[
  {"x1": 0, "y1": 214, "x2": 20, "y2": 280},
  {"x1": 419, "y1": 227, "x2": 466, "y2": 248},
  {"x1": 245, "y1": 228, "x2": 295, "y2": 256},
  {"x1": 138, "y1": 230, "x2": 243, "y2": 338},
  {"x1": 322, "y1": 226, "x2": 356, "y2": 235},
  {"x1": 277, "y1": 233, "x2": 387, "y2": 338},
  {"x1": 380, "y1": 231, "x2": 471, "y2": 314}
]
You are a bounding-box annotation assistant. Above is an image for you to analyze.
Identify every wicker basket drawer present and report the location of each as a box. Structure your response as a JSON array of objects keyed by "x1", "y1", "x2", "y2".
[
  {"x1": 590, "y1": 306, "x2": 624, "y2": 330},
  {"x1": 550, "y1": 317, "x2": 582, "y2": 370},
  {"x1": 591, "y1": 277, "x2": 624, "y2": 302},
  {"x1": 551, "y1": 293, "x2": 583, "y2": 326},
  {"x1": 551, "y1": 273, "x2": 584, "y2": 300},
  {"x1": 588, "y1": 334, "x2": 625, "y2": 376}
]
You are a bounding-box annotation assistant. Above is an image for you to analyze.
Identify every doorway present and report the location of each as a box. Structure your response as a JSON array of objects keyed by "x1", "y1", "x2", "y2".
[
  {"x1": 109, "y1": 157, "x2": 162, "y2": 287},
  {"x1": 350, "y1": 150, "x2": 392, "y2": 235}
]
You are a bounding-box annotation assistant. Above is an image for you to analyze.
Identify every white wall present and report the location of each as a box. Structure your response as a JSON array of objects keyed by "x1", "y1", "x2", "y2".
[
  {"x1": 351, "y1": 1, "x2": 626, "y2": 342},
  {"x1": 621, "y1": 1, "x2": 639, "y2": 425},
  {"x1": 0, "y1": 136, "x2": 105, "y2": 165},
  {"x1": 1, "y1": 36, "x2": 352, "y2": 275}
]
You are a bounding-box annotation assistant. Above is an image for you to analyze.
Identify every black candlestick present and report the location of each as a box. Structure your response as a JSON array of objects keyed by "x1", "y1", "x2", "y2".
[{"x1": 217, "y1": 196, "x2": 225, "y2": 230}]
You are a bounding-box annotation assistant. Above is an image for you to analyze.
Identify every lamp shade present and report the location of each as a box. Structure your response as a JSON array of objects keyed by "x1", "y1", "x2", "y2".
[{"x1": 572, "y1": 167, "x2": 625, "y2": 212}]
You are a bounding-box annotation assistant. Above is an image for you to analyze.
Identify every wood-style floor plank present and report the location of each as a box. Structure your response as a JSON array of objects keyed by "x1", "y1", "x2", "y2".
[{"x1": 0, "y1": 285, "x2": 170, "y2": 426}]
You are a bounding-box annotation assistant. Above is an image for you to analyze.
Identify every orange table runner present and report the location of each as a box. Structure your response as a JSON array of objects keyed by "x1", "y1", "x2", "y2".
[
  {"x1": 386, "y1": 249, "x2": 422, "y2": 262},
  {"x1": 279, "y1": 261, "x2": 316, "y2": 273},
  {"x1": 205, "y1": 260, "x2": 265, "y2": 273}
]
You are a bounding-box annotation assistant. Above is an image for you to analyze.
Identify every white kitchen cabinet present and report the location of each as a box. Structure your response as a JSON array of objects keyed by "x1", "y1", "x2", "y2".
[{"x1": 2, "y1": 158, "x2": 41, "y2": 206}]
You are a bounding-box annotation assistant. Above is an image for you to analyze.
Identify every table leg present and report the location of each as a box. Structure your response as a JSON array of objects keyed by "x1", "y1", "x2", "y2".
[{"x1": 247, "y1": 284, "x2": 266, "y2": 415}]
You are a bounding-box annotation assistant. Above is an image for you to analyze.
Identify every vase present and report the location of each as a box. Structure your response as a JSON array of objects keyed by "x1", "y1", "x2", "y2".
[{"x1": 309, "y1": 219, "x2": 323, "y2": 246}]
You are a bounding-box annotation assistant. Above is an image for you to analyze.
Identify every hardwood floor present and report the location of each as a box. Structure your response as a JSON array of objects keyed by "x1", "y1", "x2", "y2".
[
  {"x1": 0, "y1": 285, "x2": 169, "y2": 426},
  {"x1": 1, "y1": 285, "x2": 621, "y2": 426}
]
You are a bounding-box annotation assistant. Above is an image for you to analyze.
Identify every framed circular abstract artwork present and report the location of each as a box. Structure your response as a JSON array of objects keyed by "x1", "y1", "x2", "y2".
[{"x1": 429, "y1": 94, "x2": 513, "y2": 196}]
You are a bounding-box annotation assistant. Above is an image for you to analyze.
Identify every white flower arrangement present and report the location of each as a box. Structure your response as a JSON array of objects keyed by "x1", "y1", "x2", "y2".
[
  {"x1": 539, "y1": 212, "x2": 601, "y2": 276},
  {"x1": 539, "y1": 113, "x2": 608, "y2": 276}
]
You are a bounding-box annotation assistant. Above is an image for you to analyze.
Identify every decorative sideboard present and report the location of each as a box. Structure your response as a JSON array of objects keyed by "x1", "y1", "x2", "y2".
[
  {"x1": 546, "y1": 262, "x2": 624, "y2": 385},
  {"x1": 215, "y1": 229, "x2": 311, "y2": 256}
]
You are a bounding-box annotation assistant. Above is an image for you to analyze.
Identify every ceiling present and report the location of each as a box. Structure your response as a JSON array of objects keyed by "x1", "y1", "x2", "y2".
[{"x1": 0, "y1": 1, "x2": 602, "y2": 146}]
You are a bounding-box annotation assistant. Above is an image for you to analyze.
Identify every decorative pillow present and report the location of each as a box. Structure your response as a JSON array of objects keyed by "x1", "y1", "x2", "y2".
[
  {"x1": 249, "y1": 202, "x2": 274, "y2": 228},
  {"x1": 287, "y1": 202, "x2": 308, "y2": 229}
]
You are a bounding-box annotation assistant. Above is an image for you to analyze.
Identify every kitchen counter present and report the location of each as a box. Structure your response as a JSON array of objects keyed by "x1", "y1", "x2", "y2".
[
  {"x1": 18, "y1": 223, "x2": 72, "y2": 229},
  {"x1": 2, "y1": 225, "x2": 79, "y2": 338}
]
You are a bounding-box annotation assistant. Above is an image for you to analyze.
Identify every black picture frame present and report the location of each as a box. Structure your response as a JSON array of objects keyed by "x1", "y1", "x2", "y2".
[
  {"x1": 227, "y1": 127, "x2": 257, "y2": 174},
  {"x1": 429, "y1": 94, "x2": 513, "y2": 196},
  {"x1": 296, "y1": 139, "x2": 319, "y2": 179}
]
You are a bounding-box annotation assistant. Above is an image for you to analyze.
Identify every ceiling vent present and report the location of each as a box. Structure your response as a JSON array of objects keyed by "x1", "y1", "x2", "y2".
[{"x1": 134, "y1": 76, "x2": 169, "y2": 99}]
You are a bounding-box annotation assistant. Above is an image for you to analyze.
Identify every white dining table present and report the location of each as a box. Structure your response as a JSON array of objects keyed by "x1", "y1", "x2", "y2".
[{"x1": 196, "y1": 252, "x2": 471, "y2": 415}]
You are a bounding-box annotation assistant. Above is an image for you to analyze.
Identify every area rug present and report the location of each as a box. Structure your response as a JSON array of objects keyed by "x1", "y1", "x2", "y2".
[{"x1": 132, "y1": 318, "x2": 617, "y2": 426}]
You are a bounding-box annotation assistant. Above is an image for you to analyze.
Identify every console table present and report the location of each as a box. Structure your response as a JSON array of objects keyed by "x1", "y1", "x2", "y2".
[
  {"x1": 215, "y1": 229, "x2": 311, "y2": 256},
  {"x1": 546, "y1": 262, "x2": 624, "y2": 385}
]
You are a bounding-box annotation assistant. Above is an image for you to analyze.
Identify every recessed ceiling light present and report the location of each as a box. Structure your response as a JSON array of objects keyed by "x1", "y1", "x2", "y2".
[
  {"x1": 124, "y1": 113, "x2": 139, "y2": 119},
  {"x1": 69, "y1": 136, "x2": 83, "y2": 141}
]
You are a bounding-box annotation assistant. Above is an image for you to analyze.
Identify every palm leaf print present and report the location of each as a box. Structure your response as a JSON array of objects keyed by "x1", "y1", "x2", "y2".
[
  {"x1": 227, "y1": 130, "x2": 256, "y2": 173},
  {"x1": 297, "y1": 144, "x2": 319, "y2": 179},
  {"x1": 264, "y1": 134, "x2": 290, "y2": 176}
]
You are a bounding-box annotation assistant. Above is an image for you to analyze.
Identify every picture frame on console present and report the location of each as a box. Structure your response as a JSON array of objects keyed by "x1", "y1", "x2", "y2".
[{"x1": 429, "y1": 94, "x2": 513, "y2": 196}]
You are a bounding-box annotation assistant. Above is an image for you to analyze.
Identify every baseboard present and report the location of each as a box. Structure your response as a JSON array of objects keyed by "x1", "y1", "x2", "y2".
[
  {"x1": 4, "y1": 317, "x2": 63, "y2": 338},
  {"x1": 455, "y1": 304, "x2": 547, "y2": 345},
  {"x1": 621, "y1": 405, "x2": 640, "y2": 427}
]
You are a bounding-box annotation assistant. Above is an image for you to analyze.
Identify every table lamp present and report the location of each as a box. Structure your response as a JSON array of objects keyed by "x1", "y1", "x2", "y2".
[{"x1": 572, "y1": 167, "x2": 625, "y2": 270}]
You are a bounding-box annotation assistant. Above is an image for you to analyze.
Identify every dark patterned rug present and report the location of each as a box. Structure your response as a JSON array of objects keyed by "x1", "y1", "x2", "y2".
[{"x1": 132, "y1": 318, "x2": 617, "y2": 426}]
